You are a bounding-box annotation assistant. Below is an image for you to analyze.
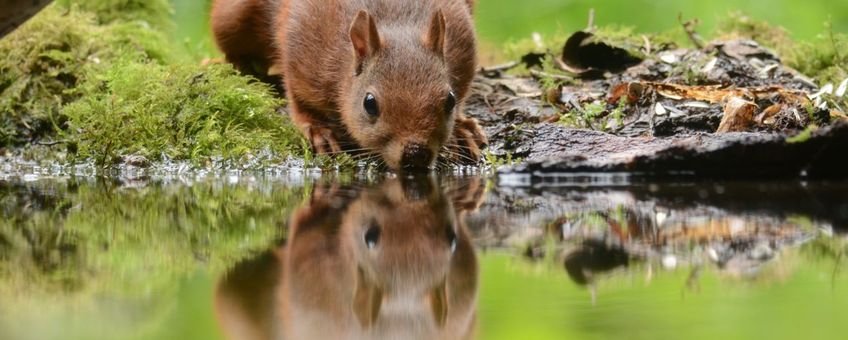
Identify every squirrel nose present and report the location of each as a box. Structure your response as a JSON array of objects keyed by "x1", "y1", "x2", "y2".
[{"x1": 401, "y1": 144, "x2": 433, "y2": 171}]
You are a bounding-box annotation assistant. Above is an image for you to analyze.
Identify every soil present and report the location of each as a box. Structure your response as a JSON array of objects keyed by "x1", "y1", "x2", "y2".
[{"x1": 465, "y1": 35, "x2": 847, "y2": 179}]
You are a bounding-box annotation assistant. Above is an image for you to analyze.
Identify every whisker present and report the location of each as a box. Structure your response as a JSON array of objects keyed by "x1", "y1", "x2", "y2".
[
  {"x1": 440, "y1": 149, "x2": 477, "y2": 164},
  {"x1": 319, "y1": 147, "x2": 377, "y2": 156}
]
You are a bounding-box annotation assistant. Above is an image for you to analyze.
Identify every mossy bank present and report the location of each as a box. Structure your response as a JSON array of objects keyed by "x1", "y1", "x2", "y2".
[{"x1": 1, "y1": 1, "x2": 308, "y2": 169}]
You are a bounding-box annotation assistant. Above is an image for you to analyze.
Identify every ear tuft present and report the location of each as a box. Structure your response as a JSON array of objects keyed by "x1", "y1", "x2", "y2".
[
  {"x1": 425, "y1": 9, "x2": 447, "y2": 58},
  {"x1": 350, "y1": 10, "x2": 381, "y2": 72}
]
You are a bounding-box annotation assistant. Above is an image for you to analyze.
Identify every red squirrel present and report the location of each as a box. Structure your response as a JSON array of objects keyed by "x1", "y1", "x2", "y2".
[
  {"x1": 210, "y1": 0, "x2": 486, "y2": 171},
  {"x1": 213, "y1": 177, "x2": 484, "y2": 339}
]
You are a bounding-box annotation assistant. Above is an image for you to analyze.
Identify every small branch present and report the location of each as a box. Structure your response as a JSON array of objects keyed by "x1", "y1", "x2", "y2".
[
  {"x1": 529, "y1": 69, "x2": 574, "y2": 82},
  {"x1": 586, "y1": 9, "x2": 596, "y2": 31},
  {"x1": 35, "y1": 139, "x2": 68, "y2": 146},
  {"x1": 678, "y1": 13, "x2": 705, "y2": 49},
  {"x1": 479, "y1": 61, "x2": 519, "y2": 74},
  {"x1": 827, "y1": 20, "x2": 842, "y2": 61},
  {"x1": 641, "y1": 35, "x2": 652, "y2": 55}
]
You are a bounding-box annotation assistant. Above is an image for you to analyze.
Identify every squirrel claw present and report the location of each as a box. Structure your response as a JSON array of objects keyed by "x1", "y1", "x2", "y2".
[
  {"x1": 446, "y1": 116, "x2": 488, "y2": 165},
  {"x1": 305, "y1": 125, "x2": 342, "y2": 155}
]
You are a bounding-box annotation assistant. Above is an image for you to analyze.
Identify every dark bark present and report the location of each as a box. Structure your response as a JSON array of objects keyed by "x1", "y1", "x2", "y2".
[{"x1": 0, "y1": 0, "x2": 53, "y2": 39}]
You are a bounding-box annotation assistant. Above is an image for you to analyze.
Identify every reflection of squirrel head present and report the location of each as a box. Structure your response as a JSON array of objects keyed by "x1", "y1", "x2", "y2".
[
  {"x1": 287, "y1": 177, "x2": 480, "y2": 337},
  {"x1": 214, "y1": 177, "x2": 484, "y2": 340},
  {"x1": 343, "y1": 177, "x2": 458, "y2": 299}
]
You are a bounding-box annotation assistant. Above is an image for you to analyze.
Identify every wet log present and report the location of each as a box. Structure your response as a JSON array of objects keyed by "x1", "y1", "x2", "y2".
[
  {"x1": 0, "y1": 0, "x2": 53, "y2": 39},
  {"x1": 499, "y1": 121, "x2": 848, "y2": 179}
]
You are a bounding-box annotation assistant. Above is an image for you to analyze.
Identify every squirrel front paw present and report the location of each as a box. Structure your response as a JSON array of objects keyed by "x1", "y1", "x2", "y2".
[
  {"x1": 449, "y1": 176, "x2": 486, "y2": 213},
  {"x1": 445, "y1": 116, "x2": 488, "y2": 165},
  {"x1": 304, "y1": 124, "x2": 343, "y2": 155}
]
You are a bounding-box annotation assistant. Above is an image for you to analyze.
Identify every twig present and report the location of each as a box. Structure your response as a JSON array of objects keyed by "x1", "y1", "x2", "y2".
[
  {"x1": 553, "y1": 57, "x2": 572, "y2": 73},
  {"x1": 641, "y1": 35, "x2": 652, "y2": 55},
  {"x1": 529, "y1": 69, "x2": 574, "y2": 82},
  {"x1": 586, "y1": 9, "x2": 596, "y2": 31},
  {"x1": 648, "y1": 90, "x2": 658, "y2": 133},
  {"x1": 678, "y1": 13, "x2": 705, "y2": 49},
  {"x1": 35, "y1": 140, "x2": 68, "y2": 146},
  {"x1": 479, "y1": 61, "x2": 519, "y2": 74},
  {"x1": 827, "y1": 20, "x2": 842, "y2": 61}
]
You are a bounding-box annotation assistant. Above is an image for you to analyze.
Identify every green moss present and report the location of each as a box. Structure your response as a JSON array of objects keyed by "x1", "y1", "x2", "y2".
[
  {"x1": 0, "y1": 6, "x2": 171, "y2": 147},
  {"x1": 717, "y1": 13, "x2": 847, "y2": 85},
  {"x1": 62, "y1": 60, "x2": 306, "y2": 166},
  {"x1": 592, "y1": 25, "x2": 677, "y2": 59},
  {"x1": 56, "y1": 0, "x2": 174, "y2": 31},
  {"x1": 503, "y1": 14, "x2": 845, "y2": 89},
  {"x1": 484, "y1": 150, "x2": 521, "y2": 167},
  {"x1": 1, "y1": 5, "x2": 312, "y2": 168},
  {"x1": 503, "y1": 26, "x2": 676, "y2": 62},
  {"x1": 786, "y1": 124, "x2": 817, "y2": 143},
  {"x1": 502, "y1": 25, "x2": 680, "y2": 79},
  {"x1": 558, "y1": 102, "x2": 607, "y2": 129},
  {"x1": 789, "y1": 29, "x2": 847, "y2": 86},
  {"x1": 502, "y1": 32, "x2": 565, "y2": 62},
  {"x1": 103, "y1": 21, "x2": 178, "y2": 63},
  {"x1": 609, "y1": 97, "x2": 627, "y2": 129},
  {"x1": 556, "y1": 111, "x2": 580, "y2": 128},
  {"x1": 716, "y1": 12, "x2": 794, "y2": 50}
]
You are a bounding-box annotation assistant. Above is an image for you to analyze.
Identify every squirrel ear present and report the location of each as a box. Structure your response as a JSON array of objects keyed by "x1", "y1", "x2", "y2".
[
  {"x1": 350, "y1": 10, "x2": 381, "y2": 69},
  {"x1": 429, "y1": 279, "x2": 449, "y2": 327},
  {"x1": 353, "y1": 267, "x2": 383, "y2": 328},
  {"x1": 425, "y1": 9, "x2": 447, "y2": 58}
]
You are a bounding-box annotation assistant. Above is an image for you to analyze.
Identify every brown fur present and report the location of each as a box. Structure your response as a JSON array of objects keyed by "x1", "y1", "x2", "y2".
[
  {"x1": 210, "y1": 0, "x2": 487, "y2": 170},
  {"x1": 210, "y1": 0, "x2": 280, "y2": 81},
  {"x1": 213, "y1": 177, "x2": 484, "y2": 339}
]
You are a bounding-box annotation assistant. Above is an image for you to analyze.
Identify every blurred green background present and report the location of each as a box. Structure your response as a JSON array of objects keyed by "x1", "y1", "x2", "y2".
[{"x1": 172, "y1": 0, "x2": 848, "y2": 61}]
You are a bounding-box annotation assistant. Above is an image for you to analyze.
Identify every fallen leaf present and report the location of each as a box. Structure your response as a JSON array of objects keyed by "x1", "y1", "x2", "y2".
[
  {"x1": 561, "y1": 31, "x2": 643, "y2": 74},
  {"x1": 836, "y1": 78, "x2": 848, "y2": 97},
  {"x1": 702, "y1": 57, "x2": 718, "y2": 73},
  {"x1": 681, "y1": 101, "x2": 711, "y2": 108},
  {"x1": 809, "y1": 83, "x2": 834, "y2": 99},
  {"x1": 718, "y1": 97, "x2": 758, "y2": 133},
  {"x1": 710, "y1": 39, "x2": 778, "y2": 61},
  {"x1": 615, "y1": 81, "x2": 809, "y2": 105},
  {"x1": 755, "y1": 104, "x2": 782, "y2": 125},
  {"x1": 659, "y1": 53, "x2": 678, "y2": 64},
  {"x1": 655, "y1": 103, "x2": 667, "y2": 116},
  {"x1": 607, "y1": 82, "x2": 644, "y2": 105}
]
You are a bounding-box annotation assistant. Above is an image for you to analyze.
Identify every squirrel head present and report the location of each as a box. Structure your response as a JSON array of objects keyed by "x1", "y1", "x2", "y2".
[{"x1": 342, "y1": 10, "x2": 457, "y2": 171}]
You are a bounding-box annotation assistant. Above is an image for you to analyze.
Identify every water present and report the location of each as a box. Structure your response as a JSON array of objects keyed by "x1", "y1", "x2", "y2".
[{"x1": 1, "y1": 173, "x2": 846, "y2": 340}]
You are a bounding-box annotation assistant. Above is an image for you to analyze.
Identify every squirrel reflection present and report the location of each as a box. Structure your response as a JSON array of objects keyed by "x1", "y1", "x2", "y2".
[{"x1": 214, "y1": 177, "x2": 483, "y2": 340}]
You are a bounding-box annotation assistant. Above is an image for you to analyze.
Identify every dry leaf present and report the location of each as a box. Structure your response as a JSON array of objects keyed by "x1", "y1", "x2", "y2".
[{"x1": 718, "y1": 97, "x2": 758, "y2": 133}]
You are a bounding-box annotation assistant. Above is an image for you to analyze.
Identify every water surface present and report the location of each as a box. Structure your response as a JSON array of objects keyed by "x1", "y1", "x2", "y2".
[{"x1": 1, "y1": 173, "x2": 846, "y2": 339}]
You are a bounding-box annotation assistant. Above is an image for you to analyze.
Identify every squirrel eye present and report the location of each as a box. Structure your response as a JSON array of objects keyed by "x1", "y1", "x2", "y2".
[
  {"x1": 364, "y1": 93, "x2": 380, "y2": 117},
  {"x1": 365, "y1": 224, "x2": 381, "y2": 249},
  {"x1": 447, "y1": 226, "x2": 457, "y2": 253},
  {"x1": 445, "y1": 91, "x2": 457, "y2": 115}
]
